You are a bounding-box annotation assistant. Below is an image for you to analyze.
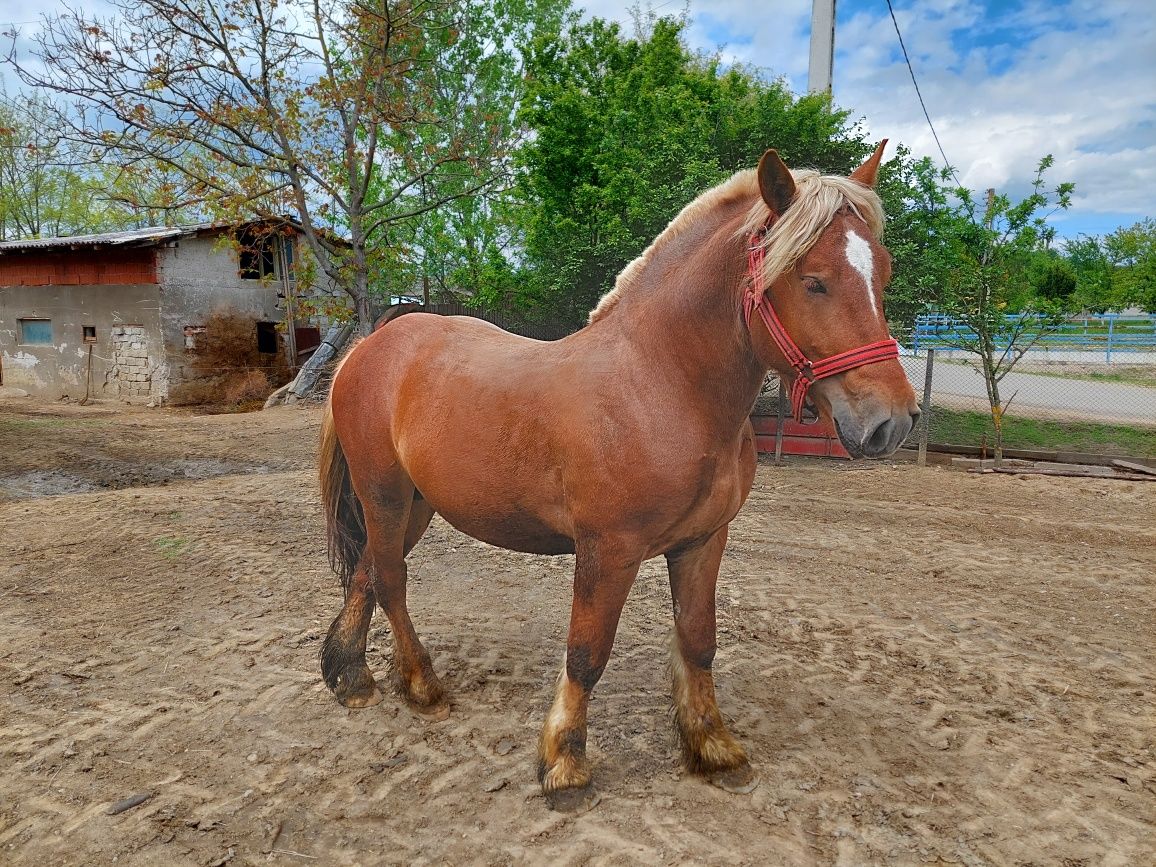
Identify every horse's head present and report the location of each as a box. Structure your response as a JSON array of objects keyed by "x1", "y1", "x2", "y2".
[{"x1": 747, "y1": 142, "x2": 919, "y2": 458}]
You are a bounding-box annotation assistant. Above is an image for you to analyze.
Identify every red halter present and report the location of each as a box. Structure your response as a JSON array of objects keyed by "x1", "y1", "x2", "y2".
[{"x1": 744, "y1": 224, "x2": 899, "y2": 422}]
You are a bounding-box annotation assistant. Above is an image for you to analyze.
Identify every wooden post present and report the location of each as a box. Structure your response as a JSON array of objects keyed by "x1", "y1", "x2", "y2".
[
  {"x1": 917, "y1": 348, "x2": 934, "y2": 466},
  {"x1": 774, "y1": 379, "x2": 786, "y2": 465},
  {"x1": 278, "y1": 236, "x2": 298, "y2": 374}
]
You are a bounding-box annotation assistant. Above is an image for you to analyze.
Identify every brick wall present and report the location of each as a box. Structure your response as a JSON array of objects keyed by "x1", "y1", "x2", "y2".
[{"x1": 109, "y1": 325, "x2": 167, "y2": 399}]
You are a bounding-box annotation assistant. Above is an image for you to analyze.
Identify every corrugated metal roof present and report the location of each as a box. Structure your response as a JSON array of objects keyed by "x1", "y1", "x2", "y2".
[
  {"x1": 0, "y1": 217, "x2": 334, "y2": 256},
  {"x1": 0, "y1": 223, "x2": 216, "y2": 253}
]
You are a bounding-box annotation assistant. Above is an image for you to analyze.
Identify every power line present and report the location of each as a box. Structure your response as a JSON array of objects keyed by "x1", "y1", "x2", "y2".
[{"x1": 884, "y1": 0, "x2": 962, "y2": 187}]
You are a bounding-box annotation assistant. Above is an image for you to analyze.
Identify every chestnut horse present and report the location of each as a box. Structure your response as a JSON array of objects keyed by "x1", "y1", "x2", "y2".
[{"x1": 319, "y1": 143, "x2": 918, "y2": 810}]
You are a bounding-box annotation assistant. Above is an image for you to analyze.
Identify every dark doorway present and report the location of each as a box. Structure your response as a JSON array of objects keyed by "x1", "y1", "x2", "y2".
[{"x1": 256, "y1": 321, "x2": 279, "y2": 354}]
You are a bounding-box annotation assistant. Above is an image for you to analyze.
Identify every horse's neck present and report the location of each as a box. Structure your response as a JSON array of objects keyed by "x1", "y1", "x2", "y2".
[{"x1": 606, "y1": 218, "x2": 768, "y2": 433}]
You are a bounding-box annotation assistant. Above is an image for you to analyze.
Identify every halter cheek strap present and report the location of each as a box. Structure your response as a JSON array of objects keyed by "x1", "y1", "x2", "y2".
[{"x1": 744, "y1": 224, "x2": 900, "y2": 422}]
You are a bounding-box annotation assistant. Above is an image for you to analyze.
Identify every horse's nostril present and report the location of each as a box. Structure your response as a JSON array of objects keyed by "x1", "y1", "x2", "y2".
[
  {"x1": 865, "y1": 418, "x2": 895, "y2": 455},
  {"x1": 910, "y1": 408, "x2": 922, "y2": 426}
]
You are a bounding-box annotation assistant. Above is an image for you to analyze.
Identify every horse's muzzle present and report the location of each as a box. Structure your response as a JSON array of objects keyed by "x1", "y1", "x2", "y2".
[{"x1": 834, "y1": 407, "x2": 920, "y2": 459}]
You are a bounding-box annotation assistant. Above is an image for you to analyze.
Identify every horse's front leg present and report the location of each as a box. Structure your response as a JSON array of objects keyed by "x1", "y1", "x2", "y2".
[
  {"x1": 666, "y1": 525, "x2": 757, "y2": 793},
  {"x1": 538, "y1": 536, "x2": 641, "y2": 812}
]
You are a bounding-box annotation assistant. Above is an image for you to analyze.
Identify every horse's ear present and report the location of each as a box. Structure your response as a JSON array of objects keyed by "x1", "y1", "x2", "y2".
[
  {"x1": 757, "y1": 149, "x2": 796, "y2": 218},
  {"x1": 849, "y1": 139, "x2": 888, "y2": 188}
]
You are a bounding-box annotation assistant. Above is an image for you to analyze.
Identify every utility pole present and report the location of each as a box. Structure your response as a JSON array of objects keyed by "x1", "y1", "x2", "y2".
[{"x1": 808, "y1": 0, "x2": 836, "y2": 95}]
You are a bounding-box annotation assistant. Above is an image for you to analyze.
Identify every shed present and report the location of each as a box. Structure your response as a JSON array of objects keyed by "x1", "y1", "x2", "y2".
[{"x1": 0, "y1": 220, "x2": 341, "y2": 401}]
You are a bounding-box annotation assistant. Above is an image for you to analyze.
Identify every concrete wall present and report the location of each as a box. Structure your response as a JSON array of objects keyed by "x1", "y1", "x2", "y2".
[{"x1": 0, "y1": 281, "x2": 166, "y2": 401}]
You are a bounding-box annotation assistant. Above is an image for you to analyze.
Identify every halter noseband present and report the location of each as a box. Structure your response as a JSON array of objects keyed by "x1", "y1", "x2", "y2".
[{"x1": 744, "y1": 221, "x2": 900, "y2": 422}]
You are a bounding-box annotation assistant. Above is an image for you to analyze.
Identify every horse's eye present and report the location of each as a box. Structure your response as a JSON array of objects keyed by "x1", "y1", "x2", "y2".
[{"x1": 803, "y1": 276, "x2": 826, "y2": 295}]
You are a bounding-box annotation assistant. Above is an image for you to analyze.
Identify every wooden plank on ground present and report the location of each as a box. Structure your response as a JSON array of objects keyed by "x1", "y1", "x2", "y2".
[
  {"x1": 972, "y1": 466, "x2": 1156, "y2": 482},
  {"x1": 1110, "y1": 459, "x2": 1156, "y2": 477}
]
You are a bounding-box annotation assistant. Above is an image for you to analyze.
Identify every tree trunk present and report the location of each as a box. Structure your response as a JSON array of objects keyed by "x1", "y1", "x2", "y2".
[
  {"x1": 349, "y1": 255, "x2": 372, "y2": 337},
  {"x1": 979, "y1": 332, "x2": 1004, "y2": 467},
  {"x1": 355, "y1": 292, "x2": 372, "y2": 337},
  {"x1": 990, "y1": 383, "x2": 1004, "y2": 467}
]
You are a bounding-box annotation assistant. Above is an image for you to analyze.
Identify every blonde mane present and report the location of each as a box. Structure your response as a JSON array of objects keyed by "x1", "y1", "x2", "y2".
[
  {"x1": 587, "y1": 167, "x2": 885, "y2": 325},
  {"x1": 740, "y1": 169, "x2": 885, "y2": 290}
]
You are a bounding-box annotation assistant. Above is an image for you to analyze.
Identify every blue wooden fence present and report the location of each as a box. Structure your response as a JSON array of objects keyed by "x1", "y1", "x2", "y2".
[{"x1": 911, "y1": 313, "x2": 1156, "y2": 362}]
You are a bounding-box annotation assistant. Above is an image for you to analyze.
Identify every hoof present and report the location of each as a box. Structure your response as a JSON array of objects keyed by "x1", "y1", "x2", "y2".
[
  {"x1": 338, "y1": 685, "x2": 385, "y2": 709},
  {"x1": 708, "y1": 763, "x2": 758, "y2": 795},
  {"x1": 546, "y1": 784, "x2": 602, "y2": 814},
  {"x1": 391, "y1": 666, "x2": 448, "y2": 717},
  {"x1": 410, "y1": 700, "x2": 451, "y2": 722},
  {"x1": 333, "y1": 668, "x2": 385, "y2": 709}
]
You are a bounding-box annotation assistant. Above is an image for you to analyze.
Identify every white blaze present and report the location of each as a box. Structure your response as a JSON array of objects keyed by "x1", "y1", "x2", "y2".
[{"x1": 845, "y1": 229, "x2": 878, "y2": 315}]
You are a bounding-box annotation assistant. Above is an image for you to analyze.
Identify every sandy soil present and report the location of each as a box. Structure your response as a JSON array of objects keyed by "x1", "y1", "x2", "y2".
[{"x1": 1, "y1": 399, "x2": 1153, "y2": 866}]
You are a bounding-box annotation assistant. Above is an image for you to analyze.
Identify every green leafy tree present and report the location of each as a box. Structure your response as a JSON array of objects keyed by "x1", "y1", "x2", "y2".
[
  {"x1": 929, "y1": 156, "x2": 1076, "y2": 464},
  {"x1": 1028, "y1": 252, "x2": 1077, "y2": 303},
  {"x1": 1103, "y1": 218, "x2": 1156, "y2": 312},
  {"x1": 364, "y1": 0, "x2": 569, "y2": 310},
  {"x1": 509, "y1": 15, "x2": 871, "y2": 324},
  {"x1": 1064, "y1": 220, "x2": 1156, "y2": 313},
  {"x1": 1065, "y1": 234, "x2": 1118, "y2": 312},
  {"x1": 0, "y1": 93, "x2": 144, "y2": 238},
  {"x1": 873, "y1": 150, "x2": 959, "y2": 337}
]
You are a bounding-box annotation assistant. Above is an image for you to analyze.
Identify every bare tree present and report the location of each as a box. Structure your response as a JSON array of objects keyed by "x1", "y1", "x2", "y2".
[{"x1": 9, "y1": 0, "x2": 556, "y2": 332}]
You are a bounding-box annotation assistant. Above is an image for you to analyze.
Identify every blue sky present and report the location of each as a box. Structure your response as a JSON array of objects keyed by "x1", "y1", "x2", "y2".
[
  {"x1": 2, "y1": 0, "x2": 1152, "y2": 241},
  {"x1": 581, "y1": 0, "x2": 1156, "y2": 241}
]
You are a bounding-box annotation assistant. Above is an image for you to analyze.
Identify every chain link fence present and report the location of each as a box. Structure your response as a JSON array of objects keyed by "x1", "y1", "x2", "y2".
[{"x1": 899, "y1": 346, "x2": 1156, "y2": 460}]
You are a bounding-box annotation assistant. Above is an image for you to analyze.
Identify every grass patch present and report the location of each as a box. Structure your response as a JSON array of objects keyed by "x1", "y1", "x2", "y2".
[
  {"x1": 1080, "y1": 370, "x2": 1154, "y2": 384},
  {"x1": 927, "y1": 406, "x2": 1156, "y2": 457},
  {"x1": 154, "y1": 536, "x2": 192, "y2": 559},
  {"x1": 934, "y1": 357, "x2": 1156, "y2": 388}
]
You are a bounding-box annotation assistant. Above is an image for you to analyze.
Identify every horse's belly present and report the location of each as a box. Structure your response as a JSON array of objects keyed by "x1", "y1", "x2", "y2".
[{"x1": 433, "y1": 503, "x2": 576, "y2": 556}]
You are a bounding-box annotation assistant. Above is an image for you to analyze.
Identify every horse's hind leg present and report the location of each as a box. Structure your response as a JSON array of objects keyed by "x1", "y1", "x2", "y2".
[
  {"x1": 321, "y1": 565, "x2": 383, "y2": 708},
  {"x1": 666, "y1": 526, "x2": 756, "y2": 793},
  {"x1": 321, "y1": 494, "x2": 436, "y2": 710},
  {"x1": 364, "y1": 494, "x2": 447, "y2": 715}
]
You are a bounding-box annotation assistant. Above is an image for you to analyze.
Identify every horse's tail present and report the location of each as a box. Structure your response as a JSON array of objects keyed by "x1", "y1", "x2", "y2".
[
  {"x1": 320, "y1": 399, "x2": 366, "y2": 596},
  {"x1": 373, "y1": 301, "x2": 423, "y2": 331}
]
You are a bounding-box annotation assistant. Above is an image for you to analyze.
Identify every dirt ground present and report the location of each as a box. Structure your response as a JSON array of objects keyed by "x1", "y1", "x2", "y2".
[{"x1": 1, "y1": 399, "x2": 1153, "y2": 866}]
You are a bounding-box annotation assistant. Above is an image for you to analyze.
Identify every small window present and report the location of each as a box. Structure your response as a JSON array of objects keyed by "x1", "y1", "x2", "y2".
[
  {"x1": 19, "y1": 319, "x2": 53, "y2": 345},
  {"x1": 83, "y1": 326, "x2": 97, "y2": 344},
  {"x1": 238, "y1": 230, "x2": 294, "y2": 281},
  {"x1": 295, "y1": 326, "x2": 321, "y2": 354},
  {"x1": 256, "y1": 321, "x2": 279, "y2": 354},
  {"x1": 239, "y1": 242, "x2": 276, "y2": 281}
]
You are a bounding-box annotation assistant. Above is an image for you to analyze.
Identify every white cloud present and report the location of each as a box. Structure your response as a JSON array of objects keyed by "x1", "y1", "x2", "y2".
[
  {"x1": 579, "y1": 0, "x2": 1156, "y2": 235},
  {"x1": 841, "y1": 1, "x2": 1154, "y2": 222}
]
